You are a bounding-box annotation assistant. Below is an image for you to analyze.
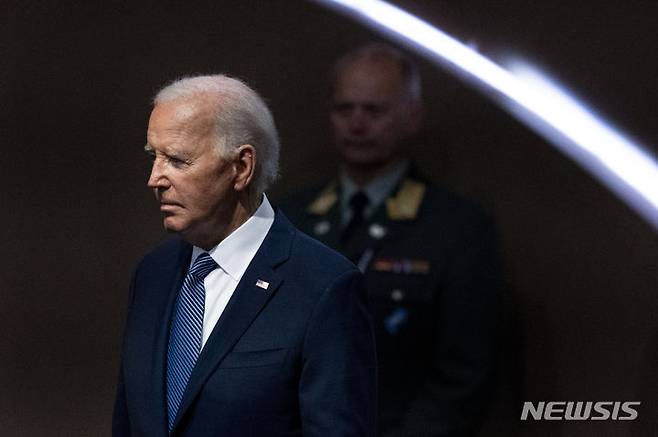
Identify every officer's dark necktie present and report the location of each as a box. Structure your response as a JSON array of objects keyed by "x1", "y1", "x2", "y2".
[
  {"x1": 341, "y1": 191, "x2": 369, "y2": 244},
  {"x1": 166, "y1": 252, "x2": 217, "y2": 431}
]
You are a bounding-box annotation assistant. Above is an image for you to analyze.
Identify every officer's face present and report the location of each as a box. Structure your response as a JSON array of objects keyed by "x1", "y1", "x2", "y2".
[
  {"x1": 146, "y1": 98, "x2": 238, "y2": 245},
  {"x1": 331, "y1": 59, "x2": 420, "y2": 171}
]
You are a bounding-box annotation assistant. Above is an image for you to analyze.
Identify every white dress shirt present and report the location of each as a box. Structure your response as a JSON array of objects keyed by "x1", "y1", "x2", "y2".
[{"x1": 189, "y1": 194, "x2": 275, "y2": 348}]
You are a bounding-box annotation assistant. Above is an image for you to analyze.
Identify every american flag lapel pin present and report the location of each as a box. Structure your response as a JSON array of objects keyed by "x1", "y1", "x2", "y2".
[{"x1": 255, "y1": 279, "x2": 270, "y2": 290}]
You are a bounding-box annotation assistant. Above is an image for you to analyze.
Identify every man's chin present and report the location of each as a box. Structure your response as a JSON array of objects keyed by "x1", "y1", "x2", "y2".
[
  {"x1": 340, "y1": 146, "x2": 390, "y2": 166},
  {"x1": 343, "y1": 153, "x2": 392, "y2": 171},
  {"x1": 162, "y1": 217, "x2": 187, "y2": 234}
]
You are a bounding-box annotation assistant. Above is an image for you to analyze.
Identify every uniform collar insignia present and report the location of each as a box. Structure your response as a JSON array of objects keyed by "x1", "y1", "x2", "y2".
[
  {"x1": 307, "y1": 181, "x2": 338, "y2": 215},
  {"x1": 386, "y1": 179, "x2": 426, "y2": 220}
]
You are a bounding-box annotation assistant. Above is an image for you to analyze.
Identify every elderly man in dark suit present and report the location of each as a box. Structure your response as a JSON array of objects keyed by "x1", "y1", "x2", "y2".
[
  {"x1": 113, "y1": 75, "x2": 377, "y2": 437},
  {"x1": 282, "y1": 44, "x2": 502, "y2": 436}
]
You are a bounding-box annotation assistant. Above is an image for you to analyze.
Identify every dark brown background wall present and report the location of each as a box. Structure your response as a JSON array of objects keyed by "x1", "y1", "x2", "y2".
[{"x1": 2, "y1": 1, "x2": 656, "y2": 436}]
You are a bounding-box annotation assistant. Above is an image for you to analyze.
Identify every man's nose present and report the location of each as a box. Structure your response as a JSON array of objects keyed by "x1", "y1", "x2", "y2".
[
  {"x1": 347, "y1": 108, "x2": 368, "y2": 135},
  {"x1": 147, "y1": 159, "x2": 170, "y2": 189}
]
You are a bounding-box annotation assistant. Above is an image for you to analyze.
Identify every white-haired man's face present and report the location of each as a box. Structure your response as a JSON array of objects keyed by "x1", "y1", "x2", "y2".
[{"x1": 145, "y1": 98, "x2": 238, "y2": 246}]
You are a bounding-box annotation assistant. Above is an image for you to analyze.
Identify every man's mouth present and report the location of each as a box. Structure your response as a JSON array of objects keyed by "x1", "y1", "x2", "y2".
[
  {"x1": 344, "y1": 140, "x2": 374, "y2": 149},
  {"x1": 159, "y1": 202, "x2": 183, "y2": 212}
]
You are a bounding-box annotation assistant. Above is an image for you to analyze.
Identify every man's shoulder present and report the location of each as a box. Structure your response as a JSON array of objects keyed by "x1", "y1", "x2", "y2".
[
  {"x1": 370, "y1": 163, "x2": 492, "y2": 227},
  {"x1": 268, "y1": 210, "x2": 359, "y2": 287},
  {"x1": 407, "y1": 184, "x2": 499, "y2": 260},
  {"x1": 374, "y1": 166, "x2": 497, "y2": 248},
  {"x1": 422, "y1": 183, "x2": 489, "y2": 220}
]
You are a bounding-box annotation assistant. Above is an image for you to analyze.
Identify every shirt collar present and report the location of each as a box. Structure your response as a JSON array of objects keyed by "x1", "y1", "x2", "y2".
[
  {"x1": 339, "y1": 160, "x2": 409, "y2": 217},
  {"x1": 190, "y1": 194, "x2": 275, "y2": 282}
]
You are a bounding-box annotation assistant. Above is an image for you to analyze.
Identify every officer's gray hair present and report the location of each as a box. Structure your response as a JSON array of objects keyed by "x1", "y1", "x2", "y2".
[
  {"x1": 332, "y1": 43, "x2": 422, "y2": 105},
  {"x1": 154, "y1": 74, "x2": 280, "y2": 196}
]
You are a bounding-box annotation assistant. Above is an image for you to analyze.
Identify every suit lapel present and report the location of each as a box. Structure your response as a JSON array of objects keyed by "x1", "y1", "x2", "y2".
[{"x1": 171, "y1": 211, "x2": 294, "y2": 432}]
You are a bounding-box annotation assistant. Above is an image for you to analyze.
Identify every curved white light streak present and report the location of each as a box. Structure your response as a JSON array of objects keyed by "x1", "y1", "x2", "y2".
[{"x1": 315, "y1": 0, "x2": 658, "y2": 231}]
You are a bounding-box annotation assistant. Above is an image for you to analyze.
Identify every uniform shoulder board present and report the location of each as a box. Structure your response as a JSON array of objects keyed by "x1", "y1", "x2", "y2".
[
  {"x1": 386, "y1": 179, "x2": 426, "y2": 220},
  {"x1": 306, "y1": 181, "x2": 338, "y2": 215}
]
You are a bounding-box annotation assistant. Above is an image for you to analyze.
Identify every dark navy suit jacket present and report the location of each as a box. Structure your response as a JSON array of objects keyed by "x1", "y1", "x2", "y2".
[{"x1": 113, "y1": 212, "x2": 377, "y2": 437}]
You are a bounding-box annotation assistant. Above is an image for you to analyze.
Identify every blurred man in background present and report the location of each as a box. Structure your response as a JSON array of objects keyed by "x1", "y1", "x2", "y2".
[{"x1": 282, "y1": 43, "x2": 502, "y2": 436}]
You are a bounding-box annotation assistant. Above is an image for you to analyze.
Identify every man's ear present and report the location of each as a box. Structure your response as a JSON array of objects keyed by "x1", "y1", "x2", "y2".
[{"x1": 233, "y1": 144, "x2": 256, "y2": 192}]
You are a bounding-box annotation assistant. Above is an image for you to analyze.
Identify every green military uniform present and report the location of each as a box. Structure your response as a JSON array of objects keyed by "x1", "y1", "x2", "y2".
[{"x1": 281, "y1": 164, "x2": 501, "y2": 436}]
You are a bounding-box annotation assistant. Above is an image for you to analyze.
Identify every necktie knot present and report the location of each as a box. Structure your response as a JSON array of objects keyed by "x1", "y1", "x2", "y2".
[
  {"x1": 189, "y1": 252, "x2": 218, "y2": 279},
  {"x1": 349, "y1": 191, "x2": 369, "y2": 215}
]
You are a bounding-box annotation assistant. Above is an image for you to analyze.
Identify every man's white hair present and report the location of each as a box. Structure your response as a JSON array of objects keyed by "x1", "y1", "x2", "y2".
[{"x1": 154, "y1": 74, "x2": 280, "y2": 196}]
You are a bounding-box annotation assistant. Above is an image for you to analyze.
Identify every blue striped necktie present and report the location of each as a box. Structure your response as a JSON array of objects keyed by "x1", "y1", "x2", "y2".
[{"x1": 166, "y1": 252, "x2": 217, "y2": 431}]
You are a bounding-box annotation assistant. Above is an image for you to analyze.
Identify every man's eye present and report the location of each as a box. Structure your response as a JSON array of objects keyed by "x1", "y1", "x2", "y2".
[
  {"x1": 333, "y1": 103, "x2": 353, "y2": 116},
  {"x1": 364, "y1": 105, "x2": 385, "y2": 117},
  {"x1": 168, "y1": 156, "x2": 187, "y2": 167}
]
